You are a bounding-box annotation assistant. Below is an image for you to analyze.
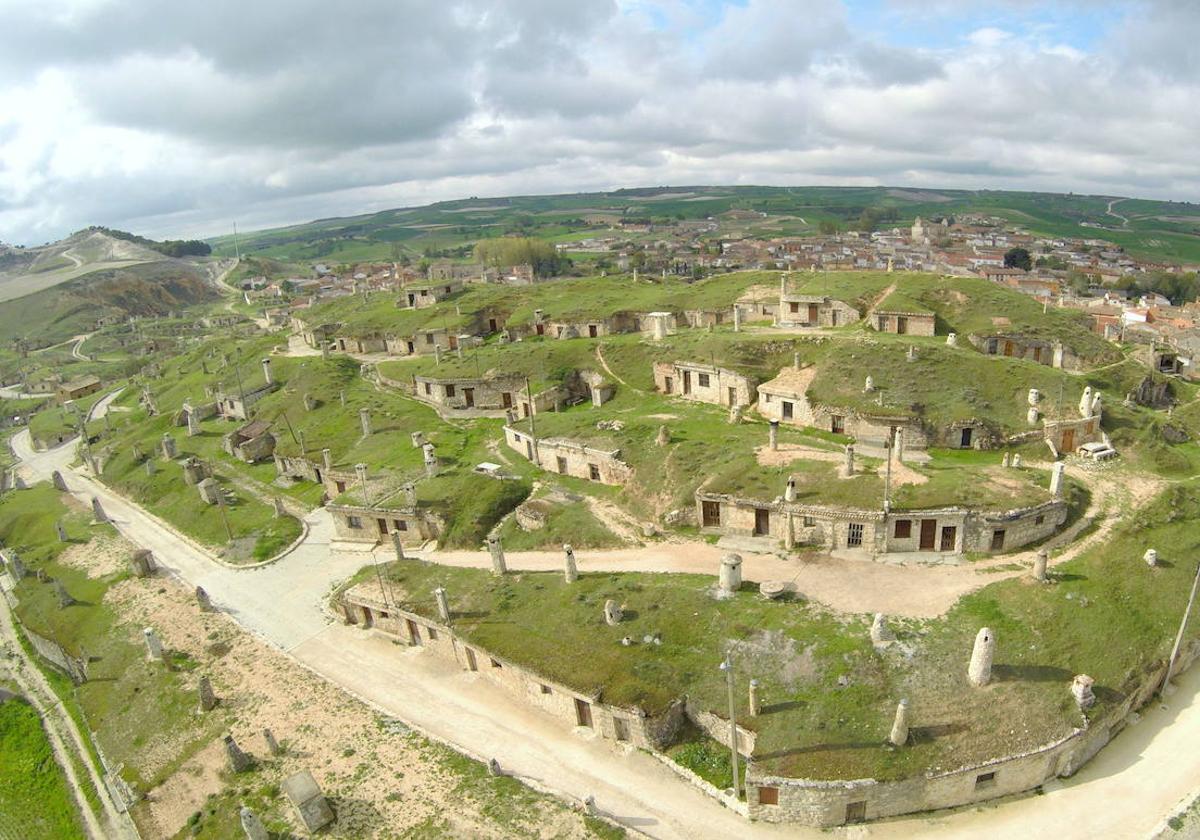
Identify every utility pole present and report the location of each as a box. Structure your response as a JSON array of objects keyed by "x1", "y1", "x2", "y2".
[
  {"x1": 883, "y1": 428, "x2": 894, "y2": 513},
  {"x1": 232, "y1": 222, "x2": 242, "y2": 262},
  {"x1": 1162, "y1": 557, "x2": 1200, "y2": 697},
  {"x1": 719, "y1": 656, "x2": 741, "y2": 797},
  {"x1": 524, "y1": 375, "x2": 540, "y2": 464},
  {"x1": 216, "y1": 491, "x2": 234, "y2": 542}
]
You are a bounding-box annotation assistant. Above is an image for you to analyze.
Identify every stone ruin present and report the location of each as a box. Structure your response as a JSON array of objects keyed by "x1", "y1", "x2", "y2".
[
  {"x1": 434, "y1": 587, "x2": 451, "y2": 623},
  {"x1": 195, "y1": 586, "x2": 213, "y2": 611},
  {"x1": 1032, "y1": 549, "x2": 1049, "y2": 582},
  {"x1": 486, "y1": 535, "x2": 506, "y2": 575},
  {"x1": 870, "y1": 613, "x2": 895, "y2": 644},
  {"x1": 197, "y1": 676, "x2": 218, "y2": 712},
  {"x1": 240, "y1": 807, "x2": 269, "y2": 840},
  {"x1": 655, "y1": 425, "x2": 670, "y2": 447}
]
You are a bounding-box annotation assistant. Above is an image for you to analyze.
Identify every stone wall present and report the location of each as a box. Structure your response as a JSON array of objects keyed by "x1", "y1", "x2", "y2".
[
  {"x1": 503, "y1": 427, "x2": 633, "y2": 486},
  {"x1": 697, "y1": 492, "x2": 1067, "y2": 558},
  {"x1": 777, "y1": 296, "x2": 860, "y2": 329},
  {"x1": 653, "y1": 361, "x2": 755, "y2": 408},
  {"x1": 340, "y1": 591, "x2": 684, "y2": 750},
  {"x1": 971, "y1": 334, "x2": 1084, "y2": 371},
  {"x1": 327, "y1": 503, "x2": 439, "y2": 546},
  {"x1": 746, "y1": 637, "x2": 1200, "y2": 826},
  {"x1": 872, "y1": 311, "x2": 936, "y2": 336},
  {"x1": 1043, "y1": 415, "x2": 1103, "y2": 455}
]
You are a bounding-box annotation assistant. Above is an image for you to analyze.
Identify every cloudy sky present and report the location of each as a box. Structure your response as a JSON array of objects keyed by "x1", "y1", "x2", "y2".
[{"x1": 0, "y1": 0, "x2": 1196, "y2": 245}]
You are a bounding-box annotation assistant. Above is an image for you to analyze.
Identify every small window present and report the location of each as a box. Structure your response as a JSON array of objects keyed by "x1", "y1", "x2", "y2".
[
  {"x1": 424, "y1": 382, "x2": 432, "y2": 395},
  {"x1": 789, "y1": 301, "x2": 799, "y2": 313},
  {"x1": 540, "y1": 684, "x2": 552, "y2": 695},
  {"x1": 347, "y1": 516, "x2": 363, "y2": 529},
  {"x1": 428, "y1": 627, "x2": 438, "y2": 641},
  {"x1": 975, "y1": 771, "x2": 996, "y2": 789},
  {"x1": 894, "y1": 519, "x2": 912, "y2": 538},
  {"x1": 490, "y1": 658, "x2": 502, "y2": 669},
  {"x1": 445, "y1": 384, "x2": 456, "y2": 397},
  {"x1": 1035, "y1": 515, "x2": 1044, "y2": 526},
  {"x1": 782, "y1": 400, "x2": 794, "y2": 419},
  {"x1": 847, "y1": 522, "x2": 864, "y2": 547},
  {"x1": 764, "y1": 393, "x2": 772, "y2": 403},
  {"x1": 831, "y1": 415, "x2": 845, "y2": 434},
  {"x1": 588, "y1": 464, "x2": 601, "y2": 481},
  {"x1": 758, "y1": 786, "x2": 780, "y2": 806},
  {"x1": 425, "y1": 334, "x2": 435, "y2": 344},
  {"x1": 802, "y1": 516, "x2": 815, "y2": 527},
  {"x1": 697, "y1": 373, "x2": 710, "y2": 388}
]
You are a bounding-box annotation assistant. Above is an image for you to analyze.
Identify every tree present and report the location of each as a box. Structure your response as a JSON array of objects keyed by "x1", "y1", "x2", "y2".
[
  {"x1": 1004, "y1": 247, "x2": 1032, "y2": 271},
  {"x1": 818, "y1": 219, "x2": 839, "y2": 236}
]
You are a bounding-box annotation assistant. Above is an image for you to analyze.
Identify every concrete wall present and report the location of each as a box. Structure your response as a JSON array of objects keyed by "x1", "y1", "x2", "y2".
[
  {"x1": 340, "y1": 591, "x2": 685, "y2": 750},
  {"x1": 503, "y1": 427, "x2": 633, "y2": 486}
]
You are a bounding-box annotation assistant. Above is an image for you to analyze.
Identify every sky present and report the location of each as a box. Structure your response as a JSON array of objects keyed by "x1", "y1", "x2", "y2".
[{"x1": 0, "y1": 0, "x2": 1196, "y2": 245}]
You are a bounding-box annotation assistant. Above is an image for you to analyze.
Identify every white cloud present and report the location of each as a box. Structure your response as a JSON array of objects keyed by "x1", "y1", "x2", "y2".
[{"x1": 0, "y1": 0, "x2": 1198, "y2": 244}]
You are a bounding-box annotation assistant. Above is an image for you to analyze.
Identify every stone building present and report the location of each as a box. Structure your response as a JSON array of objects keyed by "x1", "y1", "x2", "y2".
[
  {"x1": 402, "y1": 278, "x2": 464, "y2": 309},
  {"x1": 340, "y1": 586, "x2": 685, "y2": 750},
  {"x1": 56, "y1": 375, "x2": 102, "y2": 403},
  {"x1": 755, "y1": 367, "x2": 929, "y2": 453},
  {"x1": 695, "y1": 490, "x2": 1067, "y2": 558},
  {"x1": 871, "y1": 306, "x2": 936, "y2": 336},
  {"x1": 777, "y1": 277, "x2": 861, "y2": 329},
  {"x1": 326, "y1": 494, "x2": 442, "y2": 546},
  {"x1": 972, "y1": 333, "x2": 1078, "y2": 370},
  {"x1": 503, "y1": 426, "x2": 633, "y2": 485},
  {"x1": 221, "y1": 419, "x2": 276, "y2": 463},
  {"x1": 411, "y1": 373, "x2": 574, "y2": 418},
  {"x1": 652, "y1": 361, "x2": 755, "y2": 408}
]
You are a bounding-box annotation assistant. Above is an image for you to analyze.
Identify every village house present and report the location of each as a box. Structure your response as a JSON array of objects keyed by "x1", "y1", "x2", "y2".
[
  {"x1": 652, "y1": 361, "x2": 755, "y2": 408},
  {"x1": 327, "y1": 490, "x2": 442, "y2": 547},
  {"x1": 503, "y1": 426, "x2": 633, "y2": 485},
  {"x1": 776, "y1": 285, "x2": 861, "y2": 329},
  {"x1": 870, "y1": 304, "x2": 936, "y2": 336},
  {"x1": 221, "y1": 418, "x2": 276, "y2": 463},
  {"x1": 402, "y1": 278, "x2": 464, "y2": 309},
  {"x1": 56, "y1": 375, "x2": 101, "y2": 404}
]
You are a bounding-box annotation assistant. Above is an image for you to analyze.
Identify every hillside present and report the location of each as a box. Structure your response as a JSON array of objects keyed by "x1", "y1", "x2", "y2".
[
  {"x1": 206, "y1": 185, "x2": 1200, "y2": 265},
  {"x1": 0, "y1": 258, "x2": 221, "y2": 348}
]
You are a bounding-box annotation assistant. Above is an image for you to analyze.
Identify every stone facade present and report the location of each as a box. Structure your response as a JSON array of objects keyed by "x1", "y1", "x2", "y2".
[
  {"x1": 503, "y1": 426, "x2": 633, "y2": 486},
  {"x1": 221, "y1": 419, "x2": 276, "y2": 463},
  {"x1": 340, "y1": 588, "x2": 686, "y2": 751},
  {"x1": 326, "y1": 500, "x2": 441, "y2": 546},
  {"x1": 872, "y1": 310, "x2": 936, "y2": 336},
  {"x1": 972, "y1": 334, "x2": 1081, "y2": 371},
  {"x1": 1043, "y1": 415, "x2": 1102, "y2": 456},
  {"x1": 653, "y1": 361, "x2": 755, "y2": 408},
  {"x1": 777, "y1": 294, "x2": 860, "y2": 329},
  {"x1": 214, "y1": 382, "x2": 276, "y2": 421},
  {"x1": 402, "y1": 278, "x2": 464, "y2": 309},
  {"x1": 412, "y1": 373, "x2": 569, "y2": 417},
  {"x1": 745, "y1": 638, "x2": 1200, "y2": 826},
  {"x1": 695, "y1": 491, "x2": 1067, "y2": 558}
]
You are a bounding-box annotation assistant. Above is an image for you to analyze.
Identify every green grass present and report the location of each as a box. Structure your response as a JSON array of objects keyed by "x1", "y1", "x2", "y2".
[
  {"x1": 496, "y1": 494, "x2": 625, "y2": 551},
  {"x1": 0, "y1": 486, "x2": 229, "y2": 797},
  {"x1": 0, "y1": 699, "x2": 87, "y2": 840},
  {"x1": 359, "y1": 478, "x2": 1200, "y2": 782}
]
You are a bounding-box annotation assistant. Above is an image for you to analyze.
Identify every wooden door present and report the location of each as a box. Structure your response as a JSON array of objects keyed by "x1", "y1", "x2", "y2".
[
  {"x1": 448, "y1": 335, "x2": 458, "y2": 350},
  {"x1": 990, "y1": 530, "x2": 1006, "y2": 551},
  {"x1": 502, "y1": 392, "x2": 512, "y2": 408},
  {"x1": 897, "y1": 316, "x2": 908, "y2": 335},
  {"x1": 919, "y1": 519, "x2": 937, "y2": 550},
  {"x1": 807, "y1": 303, "x2": 818, "y2": 324},
  {"x1": 702, "y1": 500, "x2": 721, "y2": 527},
  {"x1": 1062, "y1": 428, "x2": 1076, "y2": 451},
  {"x1": 588, "y1": 325, "x2": 598, "y2": 338},
  {"x1": 574, "y1": 698, "x2": 593, "y2": 728},
  {"x1": 463, "y1": 388, "x2": 474, "y2": 408},
  {"x1": 1003, "y1": 341, "x2": 1014, "y2": 357},
  {"x1": 536, "y1": 324, "x2": 545, "y2": 336},
  {"x1": 846, "y1": 801, "x2": 867, "y2": 824},
  {"x1": 940, "y1": 526, "x2": 957, "y2": 551},
  {"x1": 683, "y1": 371, "x2": 692, "y2": 394},
  {"x1": 488, "y1": 318, "x2": 498, "y2": 332},
  {"x1": 754, "y1": 508, "x2": 770, "y2": 536},
  {"x1": 960, "y1": 427, "x2": 973, "y2": 448},
  {"x1": 377, "y1": 518, "x2": 388, "y2": 535}
]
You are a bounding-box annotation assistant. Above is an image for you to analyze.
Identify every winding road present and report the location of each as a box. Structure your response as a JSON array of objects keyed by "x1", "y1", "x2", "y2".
[{"x1": 8, "y1": 431, "x2": 1200, "y2": 839}]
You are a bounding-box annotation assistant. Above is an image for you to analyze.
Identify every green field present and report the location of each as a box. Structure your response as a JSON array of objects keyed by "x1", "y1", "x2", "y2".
[{"x1": 0, "y1": 699, "x2": 86, "y2": 840}]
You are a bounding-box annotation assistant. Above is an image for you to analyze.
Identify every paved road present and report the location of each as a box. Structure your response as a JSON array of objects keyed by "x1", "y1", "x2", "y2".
[{"x1": 11, "y1": 430, "x2": 1200, "y2": 839}]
